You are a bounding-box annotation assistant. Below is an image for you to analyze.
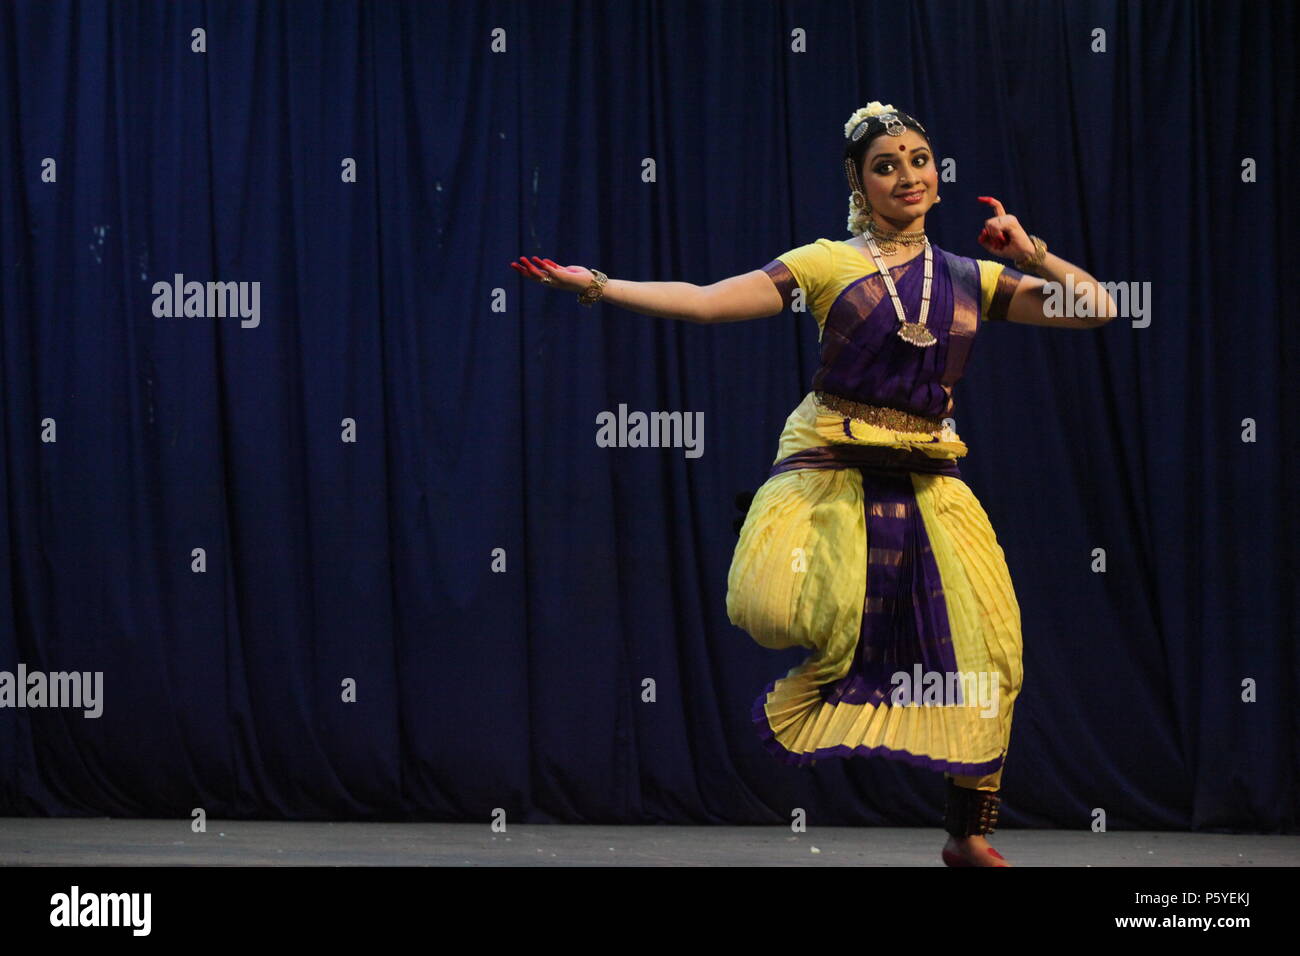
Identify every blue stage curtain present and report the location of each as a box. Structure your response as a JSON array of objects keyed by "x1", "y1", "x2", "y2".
[{"x1": 0, "y1": 0, "x2": 1294, "y2": 830}]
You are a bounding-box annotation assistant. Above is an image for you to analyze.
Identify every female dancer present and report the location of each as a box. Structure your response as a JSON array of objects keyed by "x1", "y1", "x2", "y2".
[{"x1": 511, "y1": 101, "x2": 1115, "y2": 866}]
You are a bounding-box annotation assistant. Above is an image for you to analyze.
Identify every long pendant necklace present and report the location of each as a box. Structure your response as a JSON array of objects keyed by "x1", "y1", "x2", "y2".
[{"x1": 863, "y1": 234, "x2": 936, "y2": 347}]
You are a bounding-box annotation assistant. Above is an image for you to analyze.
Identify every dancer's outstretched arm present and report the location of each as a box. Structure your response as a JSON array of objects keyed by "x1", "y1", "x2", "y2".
[{"x1": 510, "y1": 255, "x2": 783, "y2": 325}]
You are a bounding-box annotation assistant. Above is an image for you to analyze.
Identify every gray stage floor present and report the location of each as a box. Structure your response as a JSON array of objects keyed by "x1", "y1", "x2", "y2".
[{"x1": 1, "y1": 818, "x2": 1296, "y2": 866}]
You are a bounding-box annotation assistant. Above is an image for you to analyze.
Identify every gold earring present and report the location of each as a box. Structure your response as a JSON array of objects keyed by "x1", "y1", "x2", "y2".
[{"x1": 844, "y1": 158, "x2": 872, "y2": 217}]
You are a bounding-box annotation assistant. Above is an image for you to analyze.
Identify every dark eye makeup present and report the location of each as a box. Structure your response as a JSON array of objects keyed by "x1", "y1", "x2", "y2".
[{"x1": 873, "y1": 153, "x2": 930, "y2": 175}]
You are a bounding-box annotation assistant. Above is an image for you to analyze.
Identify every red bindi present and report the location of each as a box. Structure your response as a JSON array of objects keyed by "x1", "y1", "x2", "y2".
[{"x1": 899, "y1": 144, "x2": 906, "y2": 150}]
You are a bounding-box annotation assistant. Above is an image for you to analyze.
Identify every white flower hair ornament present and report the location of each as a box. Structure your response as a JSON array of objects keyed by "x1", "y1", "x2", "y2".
[{"x1": 843, "y1": 101, "x2": 900, "y2": 139}]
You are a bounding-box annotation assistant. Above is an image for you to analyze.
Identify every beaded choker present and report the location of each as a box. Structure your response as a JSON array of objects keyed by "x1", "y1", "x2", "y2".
[{"x1": 866, "y1": 220, "x2": 927, "y2": 255}]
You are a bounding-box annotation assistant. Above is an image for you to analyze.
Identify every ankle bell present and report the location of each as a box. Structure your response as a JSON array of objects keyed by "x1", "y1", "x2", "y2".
[{"x1": 943, "y1": 779, "x2": 1002, "y2": 837}]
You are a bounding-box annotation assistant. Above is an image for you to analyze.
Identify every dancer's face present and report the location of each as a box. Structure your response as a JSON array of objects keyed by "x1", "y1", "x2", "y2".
[{"x1": 859, "y1": 129, "x2": 939, "y2": 226}]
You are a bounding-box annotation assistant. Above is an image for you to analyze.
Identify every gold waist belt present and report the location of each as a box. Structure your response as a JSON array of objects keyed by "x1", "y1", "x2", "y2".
[{"x1": 814, "y1": 390, "x2": 945, "y2": 435}]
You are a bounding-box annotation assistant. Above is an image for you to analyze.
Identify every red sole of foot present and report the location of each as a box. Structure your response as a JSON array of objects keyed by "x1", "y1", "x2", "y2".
[{"x1": 942, "y1": 847, "x2": 1010, "y2": 867}]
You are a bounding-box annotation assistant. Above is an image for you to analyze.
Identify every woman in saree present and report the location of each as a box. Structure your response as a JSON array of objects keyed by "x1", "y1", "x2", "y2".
[{"x1": 511, "y1": 101, "x2": 1116, "y2": 866}]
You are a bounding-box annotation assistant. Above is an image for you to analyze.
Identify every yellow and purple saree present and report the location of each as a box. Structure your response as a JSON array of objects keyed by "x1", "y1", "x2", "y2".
[{"x1": 726, "y1": 238, "x2": 1027, "y2": 790}]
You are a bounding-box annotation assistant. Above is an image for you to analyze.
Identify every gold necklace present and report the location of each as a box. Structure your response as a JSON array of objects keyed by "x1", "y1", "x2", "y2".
[{"x1": 865, "y1": 220, "x2": 926, "y2": 255}]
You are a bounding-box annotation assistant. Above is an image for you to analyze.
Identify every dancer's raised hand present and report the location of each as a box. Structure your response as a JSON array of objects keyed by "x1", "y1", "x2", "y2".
[
  {"x1": 975, "y1": 196, "x2": 1035, "y2": 261},
  {"x1": 509, "y1": 256, "x2": 594, "y2": 293}
]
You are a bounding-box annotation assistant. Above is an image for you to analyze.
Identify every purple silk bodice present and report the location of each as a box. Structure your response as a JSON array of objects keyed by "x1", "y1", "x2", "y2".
[{"x1": 769, "y1": 244, "x2": 987, "y2": 420}]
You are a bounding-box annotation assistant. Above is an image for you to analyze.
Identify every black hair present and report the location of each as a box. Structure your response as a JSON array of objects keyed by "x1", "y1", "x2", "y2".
[{"x1": 843, "y1": 110, "x2": 934, "y2": 182}]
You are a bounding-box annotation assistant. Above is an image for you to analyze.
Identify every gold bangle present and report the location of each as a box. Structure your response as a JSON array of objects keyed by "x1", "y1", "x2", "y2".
[
  {"x1": 578, "y1": 269, "x2": 608, "y2": 306},
  {"x1": 1015, "y1": 235, "x2": 1047, "y2": 273}
]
